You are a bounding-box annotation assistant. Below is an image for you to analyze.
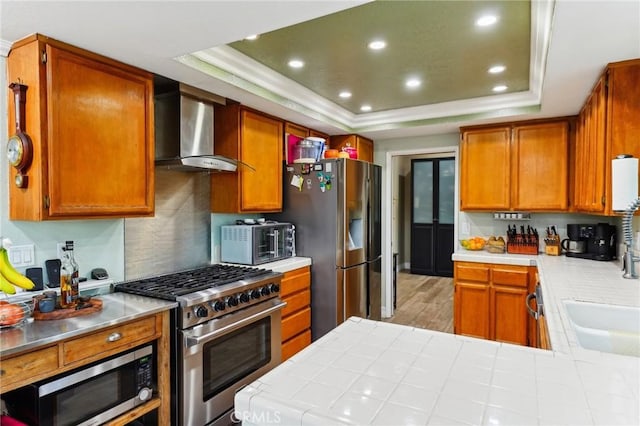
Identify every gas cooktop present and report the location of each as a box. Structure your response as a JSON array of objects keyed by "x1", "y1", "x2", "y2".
[{"x1": 114, "y1": 264, "x2": 272, "y2": 301}]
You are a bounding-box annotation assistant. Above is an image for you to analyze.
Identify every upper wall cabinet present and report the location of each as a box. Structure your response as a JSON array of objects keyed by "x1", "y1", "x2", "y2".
[
  {"x1": 211, "y1": 104, "x2": 284, "y2": 213},
  {"x1": 6, "y1": 34, "x2": 155, "y2": 220},
  {"x1": 330, "y1": 134, "x2": 374, "y2": 163},
  {"x1": 573, "y1": 59, "x2": 640, "y2": 215},
  {"x1": 460, "y1": 119, "x2": 571, "y2": 212},
  {"x1": 284, "y1": 122, "x2": 329, "y2": 142}
]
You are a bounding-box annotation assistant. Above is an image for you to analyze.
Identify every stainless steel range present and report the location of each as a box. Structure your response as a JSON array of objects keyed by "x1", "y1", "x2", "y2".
[{"x1": 115, "y1": 264, "x2": 285, "y2": 426}]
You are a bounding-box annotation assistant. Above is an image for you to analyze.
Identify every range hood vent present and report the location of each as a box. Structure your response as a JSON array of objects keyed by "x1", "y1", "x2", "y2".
[{"x1": 154, "y1": 83, "x2": 237, "y2": 172}]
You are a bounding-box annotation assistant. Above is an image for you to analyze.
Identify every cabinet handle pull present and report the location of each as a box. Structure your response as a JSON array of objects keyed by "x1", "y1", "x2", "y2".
[
  {"x1": 0, "y1": 369, "x2": 5, "y2": 376},
  {"x1": 107, "y1": 332, "x2": 122, "y2": 342}
]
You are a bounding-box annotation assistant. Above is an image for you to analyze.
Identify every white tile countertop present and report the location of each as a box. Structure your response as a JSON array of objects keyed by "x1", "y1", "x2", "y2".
[{"x1": 236, "y1": 252, "x2": 640, "y2": 425}]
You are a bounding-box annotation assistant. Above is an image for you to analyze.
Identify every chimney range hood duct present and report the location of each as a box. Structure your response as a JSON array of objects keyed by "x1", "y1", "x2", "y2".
[{"x1": 154, "y1": 83, "x2": 238, "y2": 172}]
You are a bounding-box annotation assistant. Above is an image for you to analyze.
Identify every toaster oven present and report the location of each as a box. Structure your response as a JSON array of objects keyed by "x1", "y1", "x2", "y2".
[{"x1": 220, "y1": 222, "x2": 295, "y2": 265}]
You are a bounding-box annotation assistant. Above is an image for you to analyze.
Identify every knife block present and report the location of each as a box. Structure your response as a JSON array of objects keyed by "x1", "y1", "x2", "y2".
[
  {"x1": 544, "y1": 235, "x2": 561, "y2": 256},
  {"x1": 507, "y1": 235, "x2": 539, "y2": 255}
]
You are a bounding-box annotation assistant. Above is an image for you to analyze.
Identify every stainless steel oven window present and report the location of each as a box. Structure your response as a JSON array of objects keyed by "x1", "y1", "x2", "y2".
[{"x1": 203, "y1": 316, "x2": 271, "y2": 399}]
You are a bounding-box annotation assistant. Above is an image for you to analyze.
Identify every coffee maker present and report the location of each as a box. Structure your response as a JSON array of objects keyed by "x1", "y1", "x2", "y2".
[{"x1": 564, "y1": 223, "x2": 616, "y2": 261}]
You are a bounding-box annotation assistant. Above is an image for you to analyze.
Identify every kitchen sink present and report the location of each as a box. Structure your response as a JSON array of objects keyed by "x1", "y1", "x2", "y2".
[{"x1": 562, "y1": 300, "x2": 640, "y2": 357}]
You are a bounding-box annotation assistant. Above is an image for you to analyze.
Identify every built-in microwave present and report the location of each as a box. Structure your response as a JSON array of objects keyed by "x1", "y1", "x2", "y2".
[
  {"x1": 3, "y1": 344, "x2": 155, "y2": 426},
  {"x1": 220, "y1": 222, "x2": 295, "y2": 265}
]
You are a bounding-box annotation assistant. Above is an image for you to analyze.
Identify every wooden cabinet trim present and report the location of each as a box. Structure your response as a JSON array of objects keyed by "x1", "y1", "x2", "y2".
[{"x1": 282, "y1": 307, "x2": 311, "y2": 342}]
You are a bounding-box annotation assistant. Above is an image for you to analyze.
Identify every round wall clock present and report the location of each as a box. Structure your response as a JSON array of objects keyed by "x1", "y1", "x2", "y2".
[{"x1": 7, "y1": 82, "x2": 33, "y2": 188}]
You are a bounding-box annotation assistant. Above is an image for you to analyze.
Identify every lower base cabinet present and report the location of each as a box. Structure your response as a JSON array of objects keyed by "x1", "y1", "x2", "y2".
[
  {"x1": 280, "y1": 266, "x2": 311, "y2": 361},
  {"x1": 0, "y1": 311, "x2": 170, "y2": 425},
  {"x1": 454, "y1": 261, "x2": 535, "y2": 346}
]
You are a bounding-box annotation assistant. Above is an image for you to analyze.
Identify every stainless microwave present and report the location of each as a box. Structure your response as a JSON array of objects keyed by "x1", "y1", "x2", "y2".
[
  {"x1": 4, "y1": 344, "x2": 155, "y2": 426},
  {"x1": 220, "y1": 222, "x2": 295, "y2": 265}
]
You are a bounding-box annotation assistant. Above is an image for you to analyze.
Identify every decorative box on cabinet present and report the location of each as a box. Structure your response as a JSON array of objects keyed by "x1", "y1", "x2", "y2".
[
  {"x1": 454, "y1": 261, "x2": 536, "y2": 346},
  {"x1": 211, "y1": 104, "x2": 284, "y2": 213},
  {"x1": 573, "y1": 59, "x2": 640, "y2": 215},
  {"x1": 280, "y1": 266, "x2": 311, "y2": 361},
  {"x1": 460, "y1": 118, "x2": 571, "y2": 212},
  {"x1": 6, "y1": 34, "x2": 155, "y2": 220},
  {"x1": 330, "y1": 134, "x2": 374, "y2": 162}
]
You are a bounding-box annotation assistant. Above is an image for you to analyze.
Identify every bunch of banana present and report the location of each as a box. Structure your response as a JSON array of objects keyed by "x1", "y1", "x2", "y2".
[{"x1": 0, "y1": 240, "x2": 35, "y2": 294}]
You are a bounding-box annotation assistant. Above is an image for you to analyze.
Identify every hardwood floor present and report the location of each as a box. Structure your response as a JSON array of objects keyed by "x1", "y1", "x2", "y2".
[{"x1": 383, "y1": 271, "x2": 454, "y2": 333}]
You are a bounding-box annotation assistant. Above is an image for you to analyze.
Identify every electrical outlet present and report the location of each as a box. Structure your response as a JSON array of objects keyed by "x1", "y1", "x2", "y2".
[{"x1": 57, "y1": 243, "x2": 66, "y2": 259}]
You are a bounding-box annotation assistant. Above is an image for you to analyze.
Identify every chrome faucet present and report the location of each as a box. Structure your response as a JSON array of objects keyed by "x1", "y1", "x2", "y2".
[{"x1": 622, "y1": 197, "x2": 640, "y2": 279}]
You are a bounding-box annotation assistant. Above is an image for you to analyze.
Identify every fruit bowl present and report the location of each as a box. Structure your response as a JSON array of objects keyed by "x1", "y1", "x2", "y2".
[
  {"x1": 0, "y1": 300, "x2": 32, "y2": 329},
  {"x1": 460, "y1": 237, "x2": 486, "y2": 251}
]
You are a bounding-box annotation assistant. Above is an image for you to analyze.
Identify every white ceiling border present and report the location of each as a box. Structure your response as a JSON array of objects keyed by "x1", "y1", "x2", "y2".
[{"x1": 0, "y1": 39, "x2": 12, "y2": 57}]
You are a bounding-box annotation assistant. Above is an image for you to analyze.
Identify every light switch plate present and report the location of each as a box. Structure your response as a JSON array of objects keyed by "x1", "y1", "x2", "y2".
[{"x1": 7, "y1": 244, "x2": 35, "y2": 268}]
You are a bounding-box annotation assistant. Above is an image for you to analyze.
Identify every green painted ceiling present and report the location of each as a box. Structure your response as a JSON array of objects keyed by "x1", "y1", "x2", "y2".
[{"x1": 229, "y1": 0, "x2": 531, "y2": 114}]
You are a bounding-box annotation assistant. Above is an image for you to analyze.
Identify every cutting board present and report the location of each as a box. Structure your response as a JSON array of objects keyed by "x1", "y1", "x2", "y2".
[{"x1": 33, "y1": 298, "x2": 102, "y2": 320}]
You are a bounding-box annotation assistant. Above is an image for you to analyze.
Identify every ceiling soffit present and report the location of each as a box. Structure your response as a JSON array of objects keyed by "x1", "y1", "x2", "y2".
[{"x1": 177, "y1": 0, "x2": 554, "y2": 134}]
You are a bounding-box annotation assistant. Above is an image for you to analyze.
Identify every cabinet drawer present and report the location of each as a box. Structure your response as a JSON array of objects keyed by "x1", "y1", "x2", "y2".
[
  {"x1": 492, "y1": 267, "x2": 529, "y2": 287},
  {"x1": 282, "y1": 329, "x2": 311, "y2": 361},
  {"x1": 281, "y1": 307, "x2": 311, "y2": 342},
  {"x1": 282, "y1": 289, "x2": 310, "y2": 317},
  {"x1": 281, "y1": 266, "x2": 311, "y2": 298},
  {"x1": 455, "y1": 263, "x2": 490, "y2": 282},
  {"x1": 0, "y1": 346, "x2": 59, "y2": 390},
  {"x1": 63, "y1": 317, "x2": 157, "y2": 365}
]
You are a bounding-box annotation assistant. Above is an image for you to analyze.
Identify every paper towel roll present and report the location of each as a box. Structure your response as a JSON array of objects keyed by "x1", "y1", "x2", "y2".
[{"x1": 612, "y1": 156, "x2": 639, "y2": 211}]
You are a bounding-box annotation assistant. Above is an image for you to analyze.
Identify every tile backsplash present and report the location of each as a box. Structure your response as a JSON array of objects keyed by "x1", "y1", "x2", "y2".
[{"x1": 124, "y1": 169, "x2": 211, "y2": 280}]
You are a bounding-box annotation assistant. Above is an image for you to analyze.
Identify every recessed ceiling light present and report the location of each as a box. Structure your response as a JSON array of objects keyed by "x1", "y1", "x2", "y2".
[
  {"x1": 245, "y1": 34, "x2": 259, "y2": 41},
  {"x1": 339, "y1": 91, "x2": 352, "y2": 99},
  {"x1": 288, "y1": 59, "x2": 304, "y2": 69},
  {"x1": 476, "y1": 15, "x2": 498, "y2": 27},
  {"x1": 405, "y1": 78, "x2": 422, "y2": 89},
  {"x1": 368, "y1": 40, "x2": 387, "y2": 50},
  {"x1": 488, "y1": 65, "x2": 506, "y2": 74},
  {"x1": 360, "y1": 105, "x2": 372, "y2": 112},
  {"x1": 493, "y1": 85, "x2": 508, "y2": 92}
]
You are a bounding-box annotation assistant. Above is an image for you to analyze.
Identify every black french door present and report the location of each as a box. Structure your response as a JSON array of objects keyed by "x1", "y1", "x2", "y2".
[{"x1": 410, "y1": 158, "x2": 454, "y2": 277}]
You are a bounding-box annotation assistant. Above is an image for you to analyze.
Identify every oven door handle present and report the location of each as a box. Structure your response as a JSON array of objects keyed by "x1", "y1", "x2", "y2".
[{"x1": 185, "y1": 301, "x2": 286, "y2": 348}]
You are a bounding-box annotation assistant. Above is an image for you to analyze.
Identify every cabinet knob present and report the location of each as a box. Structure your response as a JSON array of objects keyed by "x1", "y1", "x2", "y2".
[{"x1": 107, "y1": 332, "x2": 122, "y2": 342}]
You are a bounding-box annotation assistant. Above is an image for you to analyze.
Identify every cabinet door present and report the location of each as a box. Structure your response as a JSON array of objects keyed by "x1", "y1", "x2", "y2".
[
  {"x1": 454, "y1": 282, "x2": 490, "y2": 339},
  {"x1": 239, "y1": 110, "x2": 283, "y2": 211},
  {"x1": 575, "y1": 79, "x2": 607, "y2": 213},
  {"x1": 512, "y1": 121, "x2": 569, "y2": 210},
  {"x1": 46, "y1": 45, "x2": 154, "y2": 217},
  {"x1": 460, "y1": 127, "x2": 511, "y2": 210},
  {"x1": 491, "y1": 285, "x2": 528, "y2": 345},
  {"x1": 357, "y1": 136, "x2": 374, "y2": 162}
]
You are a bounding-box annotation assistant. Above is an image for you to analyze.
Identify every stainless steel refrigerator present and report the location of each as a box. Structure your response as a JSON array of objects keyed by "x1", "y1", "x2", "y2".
[{"x1": 271, "y1": 158, "x2": 381, "y2": 340}]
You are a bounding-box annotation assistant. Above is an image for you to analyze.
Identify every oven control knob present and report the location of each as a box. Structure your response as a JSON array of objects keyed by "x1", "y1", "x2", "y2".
[
  {"x1": 260, "y1": 286, "x2": 271, "y2": 296},
  {"x1": 138, "y1": 387, "x2": 152, "y2": 402},
  {"x1": 227, "y1": 296, "x2": 239, "y2": 308},
  {"x1": 269, "y1": 283, "x2": 280, "y2": 293},
  {"x1": 250, "y1": 289, "x2": 261, "y2": 299},
  {"x1": 239, "y1": 293, "x2": 251, "y2": 304},
  {"x1": 195, "y1": 306, "x2": 209, "y2": 318},
  {"x1": 213, "y1": 300, "x2": 226, "y2": 312}
]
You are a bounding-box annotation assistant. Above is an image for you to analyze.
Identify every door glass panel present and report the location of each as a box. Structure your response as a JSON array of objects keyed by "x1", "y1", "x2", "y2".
[
  {"x1": 413, "y1": 161, "x2": 433, "y2": 223},
  {"x1": 439, "y1": 159, "x2": 455, "y2": 224},
  {"x1": 202, "y1": 317, "x2": 271, "y2": 399}
]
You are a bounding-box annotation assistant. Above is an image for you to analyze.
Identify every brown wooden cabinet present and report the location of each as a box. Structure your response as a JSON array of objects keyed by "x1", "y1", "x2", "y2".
[
  {"x1": 573, "y1": 59, "x2": 640, "y2": 215},
  {"x1": 461, "y1": 119, "x2": 571, "y2": 211},
  {"x1": 211, "y1": 104, "x2": 284, "y2": 213},
  {"x1": 0, "y1": 311, "x2": 171, "y2": 425},
  {"x1": 460, "y1": 126, "x2": 511, "y2": 210},
  {"x1": 330, "y1": 134, "x2": 374, "y2": 162},
  {"x1": 6, "y1": 34, "x2": 155, "y2": 220},
  {"x1": 280, "y1": 266, "x2": 311, "y2": 361},
  {"x1": 511, "y1": 122, "x2": 570, "y2": 210},
  {"x1": 454, "y1": 261, "x2": 535, "y2": 346},
  {"x1": 284, "y1": 121, "x2": 329, "y2": 142}
]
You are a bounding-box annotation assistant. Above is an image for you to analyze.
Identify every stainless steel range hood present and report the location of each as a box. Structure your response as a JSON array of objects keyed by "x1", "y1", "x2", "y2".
[{"x1": 154, "y1": 83, "x2": 238, "y2": 172}]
